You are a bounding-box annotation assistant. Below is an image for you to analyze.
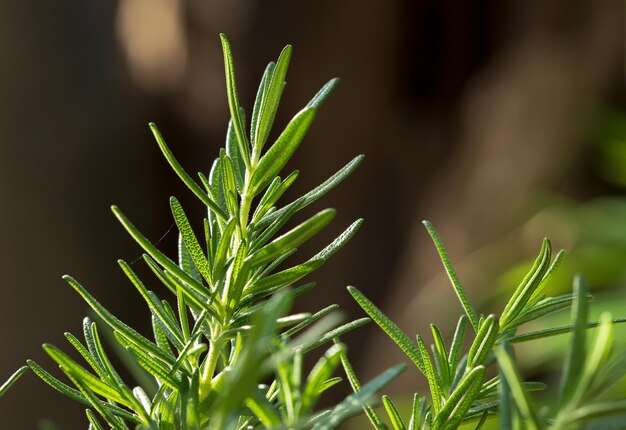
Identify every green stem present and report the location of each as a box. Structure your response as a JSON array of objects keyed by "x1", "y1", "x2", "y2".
[
  {"x1": 199, "y1": 337, "x2": 222, "y2": 400},
  {"x1": 239, "y1": 193, "x2": 252, "y2": 239}
]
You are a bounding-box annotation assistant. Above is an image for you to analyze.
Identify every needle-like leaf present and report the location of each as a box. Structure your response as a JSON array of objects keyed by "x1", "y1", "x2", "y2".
[
  {"x1": 349, "y1": 286, "x2": 425, "y2": 373},
  {"x1": 171, "y1": 197, "x2": 212, "y2": 286},
  {"x1": 249, "y1": 107, "x2": 316, "y2": 197},
  {"x1": 219, "y1": 33, "x2": 251, "y2": 168},
  {"x1": 0, "y1": 366, "x2": 28, "y2": 398},
  {"x1": 495, "y1": 344, "x2": 539, "y2": 430},
  {"x1": 423, "y1": 221, "x2": 480, "y2": 332},
  {"x1": 150, "y1": 123, "x2": 227, "y2": 220},
  {"x1": 500, "y1": 238, "x2": 552, "y2": 329},
  {"x1": 382, "y1": 395, "x2": 407, "y2": 430},
  {"x1": 559, "y1": 274, "x2": 589, "y2": 405},
  {"x1": 253, "y1": 44, "x2": 292, "y2": 154},
  {"x1": 247, "y1": 209, "x2": 336, "y2": 268}
]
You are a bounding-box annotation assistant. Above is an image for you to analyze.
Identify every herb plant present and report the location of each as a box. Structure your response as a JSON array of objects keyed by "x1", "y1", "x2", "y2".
[
  {"x1": 3, "y1": 34, "x2": 626, "y2": 430},
  {"x1": 344, "y1": 223, "x2": 626, "y2": 429},
  {"x1": 0, "y1": 34, "x2": 403, "y2": 429}
]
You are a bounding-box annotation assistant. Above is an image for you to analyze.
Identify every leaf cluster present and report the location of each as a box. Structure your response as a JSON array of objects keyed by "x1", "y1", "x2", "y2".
[
  {"x1": 0, "y1": 34, "x2": 402, "y2": 430},
  {"x1": 346, "y1": 222, "x2": 626, "y2": 429},
  {"x1": 2, "y1": 34, "x2": 626, "y2": 430}
]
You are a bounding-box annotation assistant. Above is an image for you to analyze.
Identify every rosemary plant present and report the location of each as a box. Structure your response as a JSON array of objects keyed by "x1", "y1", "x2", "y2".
[
  {"x1": 0, "y1": 34, "x2": 403, "y2": 429},
  {"x1": 344, "y1": 222, "x2": 626, "y2": 429},
  {"x1": 3, "y1": 33, "x2": 626, "y2": 430}
]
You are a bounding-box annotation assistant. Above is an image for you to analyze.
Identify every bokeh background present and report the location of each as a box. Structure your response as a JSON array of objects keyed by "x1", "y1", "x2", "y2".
[{"x1": 1, "y1": 1, "x2": 626, "y2": 428}]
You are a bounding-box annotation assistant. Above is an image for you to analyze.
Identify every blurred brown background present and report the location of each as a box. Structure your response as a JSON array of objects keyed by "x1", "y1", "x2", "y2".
[{"x1": 1, "y1": 1, "x2": 625, "y2": 428}]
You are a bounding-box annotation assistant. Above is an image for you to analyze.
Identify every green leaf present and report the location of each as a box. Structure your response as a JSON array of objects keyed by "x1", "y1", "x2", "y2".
[
  {"x1": 178, "y1": 233, "x2": 202, "y2": 284},
  {"x1": 244, "y1": 390, "x2": 282, "y2": 427},
  {"x1": 568, "y1": 312, "x2": 614, "y2": 411},
  {"x1": 27, "y1": 360, "x2": 140, "y2": 423},
  {"x1": 423, "y1": 221, "x2": 480, "y2": 332},
  {"x1": 170, "y1": 197, "x2": 212, "y2": 286},
  {"x1": 64, "y1": 367, "x2": 128, "y2": 430},
  {"x1": 277, "y1": 313, "x2": 311, "y2": 328},
  {"x1": 152, "y1": 314, "x2": 175, "y2": 360},
  {"x1": 143, "y1": 255, "x2": 220, "y2": 321},
  {"x1": 83, "y1": 319, "x2": 106, "y2": 373},
  {"x1": 207, "y1": 157, "x2": 226, "y2": 215},
  {"x1": 479, "y1": 379, "x2": 545, "y2": 401},
  {"x1": 513, "y1": 292, "x2": 583, "y2": 327},
  {"x1": 253, "y1": 44, "x2": 292, "y2": 154},
  {"x1": 132, "y1": 386, "x2": 152, "y2": 417},
  {"x1": 275, "y1": 352, "x2": 296, "y2": 423},
  {"x1": 299, "y1": 318, "x2": 371, "y2": 354},
  {"x1": 467, "y1": 314, "x2": 499, "y2": 369},
  {"x1": 335, "y1": 339, "x2": 386, "y2": 430},
  {"x1": 43, "y1": 343, "x2": 131, "y2": 407},
  {"x1": 495, "y1": 344, "x2": 539, "y2": 430},
  {"x1": 301, "y1": 343, "x2": 345, "y2": 414},
  {"x1": 319, "y1": 376, "x2": 343, "y2": 393},
  {"x1": 111, "y1": 206, "x2": 211, "y2": 304},
  {"x1": 567, "y1": 399, "x2": 626, "y2": 424},
  {"x1": 64, "y1": 275, "x2": 175, "y2": 367},
  {"x1": 559, "y1": 274, "x2": 589, "y2": 405},
  {"x1": 348, "y1": 286, "x2": 425, "y2": 373},
  {"x1": 432, "y1": 365, "x2": 486, "y2": 430},
  {"x1": 123, "y1": 343, "x2": 181, "y2": 392},
  {"x1": 589, "y1": 351, "x2": 626, "y2": 399},
  {"x1": 417, "y1": 334, "x2": 442, "y2": 414},
  {"x1": 311, "y1": 218, "x2": 363, "y2": 262},
  {"x1": 28, "y1": 359, "x2": 89, "y2": 404},
  {"x1": 177, "y1": 288, "x2": 191, "y2": 342},
  {"x1": 408, "y1": 394, "x2": 425, "y2": 430},
  {"x1": 220, "y1": 152, "x2": 239, "y2": 217},
  {"x1": 211, "y1": 216, "x2": 237, "y2": 283},
  {"x1": 149, "y1": 123, "x2": 227, "y2": 220},
  {"x1": 83, "y1": 319, "x2": 129, "y2": 390},
  {"x1": 306, "y1": 78, "x2": 340, "y2": 109},
  {"x1": 529, "y1": 248, "x2": 565, "y2": 302},
  {"x1": 500, "y1": 238, "x2": 552, "y2": 329},
  {"x1": 222, "y1": 239, "x2": 249, "y2": 308},
  {"x1": 118, "y1": 259, "x2": 185, "y2": 350},
  {"x1": 506, "y1": 318, "x2": 626, "y2": 343},
  {"x1": 282, "y1": 304, "x2": 339, "y2": 339},
  {"x1": 219, "y1": 33, "x2": 251, "y2": 168},
  {"x1": 250, "y1": 199, "x2": 304, "y2": 253},
  {"x1": 225, "y1": 110, "x2": 246, "y2": 192},
  {"x1": 250, "y1": 62, "x2": 275, "y2": 150},
  {"x1": 0, "y1": 366, "x2": 28, "y2": 398},
  {"x1": 85, "y1": 409, "x2": 106, "y2": 430},
  {"x1": 498, "y1": 344, "x2": 513, "y2": 430},
  {"x1": 258, "y1": 155, "x2": 364, "y2": 229},
  {"x1": 383, "y1": 395, "x2": 407, "y2": 430},
  {"x1": 247, "y1": 209, "x2": 335, "y2": 268},
  {"x1": 247, "y1": 260, "x2": 323, "y2": 294},
  {"x1": 448, "y1": 315, "x2": 468, "y2": 377},
  {"x1": 251, "y1": 171, "x2": 299, "y2": 224},
  {"x1": 430, "y1": 324, "x2": 451, "y2": 391},
  {"x1": 238, "y1": 280, "x2": 316, "y2": 310},
  {"x1": 248, "y1": 107, "x2": 316, "y2": 197},
  {"x1": 64, "y1": 332, "x2": 108, "y2": 382}
]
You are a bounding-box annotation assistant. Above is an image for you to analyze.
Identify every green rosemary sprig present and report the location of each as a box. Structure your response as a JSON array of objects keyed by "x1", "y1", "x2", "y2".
[{"x1": 0, "y1": 34, "x2": 402, "y2": 430}]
